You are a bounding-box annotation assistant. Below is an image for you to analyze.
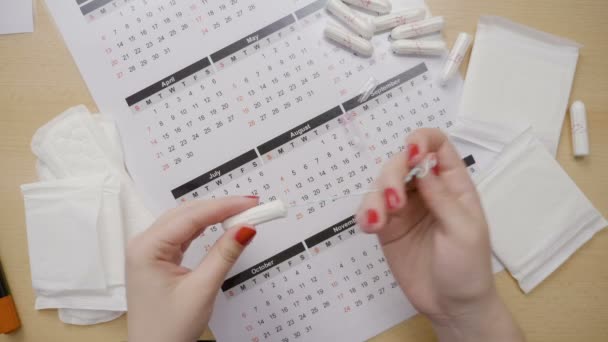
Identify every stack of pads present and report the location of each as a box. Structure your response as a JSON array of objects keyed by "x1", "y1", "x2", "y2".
[
  {"x1": 21, "y1": 106, "x2": 154, "y2": 325},
  {"x1": 20, "y1": 2, "x2": 607, "y2": 327}
]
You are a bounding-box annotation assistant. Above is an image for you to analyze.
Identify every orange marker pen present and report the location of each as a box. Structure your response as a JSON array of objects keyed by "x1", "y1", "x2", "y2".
[{"x1": 0, "y1": 261, "x2": 21, "y2": 334}]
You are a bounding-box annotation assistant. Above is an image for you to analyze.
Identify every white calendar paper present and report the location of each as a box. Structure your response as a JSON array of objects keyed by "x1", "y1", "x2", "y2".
[{"x1": 45, "y1": 0, "x2": 479, "y2": 340}]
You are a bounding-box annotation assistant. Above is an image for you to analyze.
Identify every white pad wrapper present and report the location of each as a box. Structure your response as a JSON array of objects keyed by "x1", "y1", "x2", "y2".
[
  {"x1": 22, "y1": 105, "x2": 153, "y2": 324},
  {"x1": 475, "y1": 129, "x2": 607, "y2": 293},
  {"x1": 459, "y1": 16, "x2": 581, "y2": 156},
  {"x1": 222, "y1": 200, "x2": 288, "y2": 230},
  {"x1": 22, "y1": 176, "x2": 109, "y2": 294}
]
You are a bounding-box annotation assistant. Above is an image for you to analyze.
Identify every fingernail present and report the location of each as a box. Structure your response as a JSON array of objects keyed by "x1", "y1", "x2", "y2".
[
  {"x1": 432, "y1": 160, "x2": 440, "y2": 176},
  {"x1": 235, "y1": 226, "x2": 257, "y2": 246},
  {"x1": 384, "y1": 188, "x2": 400, "y2": 210},
  {"x1": 245, "y1": 195, "x2": 259, "y2": 199},
  {"x1": 407, "y1": 144, "x2": 419, "y2": 162},
  {"x1": 366, "y1": 209, "x2": 379, "y2": 225}
]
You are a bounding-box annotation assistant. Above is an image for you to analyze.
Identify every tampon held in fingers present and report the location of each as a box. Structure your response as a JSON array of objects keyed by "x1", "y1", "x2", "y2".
[
  {"x1": 326, "y1": 0, "x2": 375, "y2": 39},
  {"x1": 325, "y1": 24, "x2": 374, "y2": 57},
  {"x1": 373, "y1": 8, "x2": 426, "y2": 32},
  {"x1": 222, "y1": 200, "x2": 288, "y2": 230},
  {"x1": 391, "y1": 16, "x2": 444, "y2": 39},
  {"x1": 570, "y1": 101, "x2": 589, "y2": 157},
  {"x1": 391, "y1": 39, "x2": 446, "y2": 56},
  {"x1": 438, "y1": 32, "x2": 472, "y2": 86},
  {"x1": 342, "y1": 0, "x2": 392, "y2": 15}
]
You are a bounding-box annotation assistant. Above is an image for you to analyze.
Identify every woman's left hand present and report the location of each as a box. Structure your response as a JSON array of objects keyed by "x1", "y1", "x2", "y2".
[{"x1": 126, "y1": 196, "x2": 259, "y2": 342}]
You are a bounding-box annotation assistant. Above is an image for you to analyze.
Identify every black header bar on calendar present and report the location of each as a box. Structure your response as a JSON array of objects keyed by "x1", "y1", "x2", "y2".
[
  {"x1": 295, "y1": 0, "x2": 327, "y2": 19},
  {"x1": 221, "y1": 242, "x2": 306, "y2": 291},
  {"x1": 76, "y1": 0, "x2": 89, "y2": 6},
  {"x1": 125, "y1": 57, "x2": 212, "y2": 106},
  {"x1": 304, "y1": 215, "x2": 357, "y2": 248},
  {"x1": 80, "y1": 0, "x2": 113, "y2": 15},
  {"x1": 170, "y1": 149, "x2": 259, "y2": 199},
  {"x1": 463, "y1": 154, "x2": 476, "y2": 167},
  {"x1": 256, "y1": 106, "x2": 343, "y2": 155},
  {"x1": 342, "y1": 63, "x2": 428, "y2": 112},
  {"x1": 210, "y1": 14, "x2": 296, "y2": 63}
]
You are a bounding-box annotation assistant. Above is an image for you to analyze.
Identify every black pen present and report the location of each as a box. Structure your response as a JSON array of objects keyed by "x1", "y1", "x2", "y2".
[{"x1": 0, "y1": 260, "x2": 21, "y2": 334}]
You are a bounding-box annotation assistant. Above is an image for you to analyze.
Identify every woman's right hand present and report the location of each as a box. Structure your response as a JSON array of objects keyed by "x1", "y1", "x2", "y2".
[{"x1": 356, "y1": 128, "x2": 524, "y2": 341}]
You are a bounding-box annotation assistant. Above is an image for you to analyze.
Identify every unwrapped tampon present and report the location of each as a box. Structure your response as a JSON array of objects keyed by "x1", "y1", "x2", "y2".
[
  {"x1": 391, "y1": 16, "x2": 444, "y2": 39},
  {"x1": 342, "y1": 0, "x2": 392, "y2": 14},
  {"x1": 570, "y1": 101, "x2": 589, "y2": 157},
  {"x1": 222, "y1": 200, "x2": 288, "y2": 230},
  {"x1": 438, "y1": 32, "x2": 472, "y2": 86},
  {"x1": 391, "y1": 39, "x2": 446, "y2": 56},
  {"x1": 373, "y1": 8, "x2": 426, "y2": 32},
  {"x1": 325, "y1": 24, "x2": 374, "y2": 57},
  {"x1": 326, "y1": 0, "x2": 375, "y2": 39}
]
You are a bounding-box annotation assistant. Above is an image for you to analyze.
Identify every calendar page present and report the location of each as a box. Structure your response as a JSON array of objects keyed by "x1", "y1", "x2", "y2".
[{"x1": 45, "y1": 0, "x2": 481, "y2": 340}]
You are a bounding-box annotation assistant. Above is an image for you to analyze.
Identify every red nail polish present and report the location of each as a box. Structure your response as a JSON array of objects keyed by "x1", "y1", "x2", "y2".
[
  {"x1": 245, "y1": 195, "x2": 259, "y2": 199},
  {"x1": 407, "y1": 144, "x2": 419, "y2": 162},
  {"x1": 366, "y1": 209, "x2": 379, "y2": 225},
  {"x1": 235, "y1": 226, "x2": 257, "y2": 246},
  {"x1": 384, "y1": 188, "x2": 400, "y2": 209},
  {"x1": 432, "y1": 162, "x2": 440, "y2": 176}
]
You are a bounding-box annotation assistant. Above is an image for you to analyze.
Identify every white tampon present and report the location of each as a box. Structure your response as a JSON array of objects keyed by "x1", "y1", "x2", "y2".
[
  {"x1": 326, "y1": 0, "x2": 375, "y2": 39},
  {"x1": 391, "y1": 16, "x2": 444, "y2": 39},
  {"x1": 438, "y1": 32, "x2": 472, "y2": 86},
  {"x1": 391, "y1": 39, "x2": 446, "y2": 56},
  {"x1": 373, "y1": 8, "x2": 426, "y2": 32},
  {"x1": 222, "y1": 200, "x2": 288, "y2": 230},
  {"x1": 341, "y1": 0, "x2": 392, "y2": 15},
  {"x1": 324, "y1": 24, "x2": 374, "y2": 57},
  {"x1": 570, "y1": 101, "x2": 589, "y2": 157}
]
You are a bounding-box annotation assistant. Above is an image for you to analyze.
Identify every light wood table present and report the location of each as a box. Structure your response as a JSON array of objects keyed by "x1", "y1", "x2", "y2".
[{"x1": 1, "y1": 0, "x2": 606, "y2": 341}]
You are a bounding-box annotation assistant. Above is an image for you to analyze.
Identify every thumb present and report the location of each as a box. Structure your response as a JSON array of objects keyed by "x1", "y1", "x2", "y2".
[{"x1": 185, "y1": 225, "x2": 257, "y2": 293}]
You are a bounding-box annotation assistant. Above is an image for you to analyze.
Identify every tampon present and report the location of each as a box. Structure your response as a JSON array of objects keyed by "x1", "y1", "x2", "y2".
[
  {"x1": 438, "y1": 32, "x2": 472, "y2": 86},
  {"x1": 391, "y1": 16, "x2": 444, "y2": 39},
  {"x1": 222, "y1": 200, "x2": 288, "y2": 230},
  {"x1": 570, "y1": 101, "x2": 589, "y2": 157},
  {"x1": 325, "y1": 24, "x2": 374, "y2": 57},
  {"x1": 373, "y1": 8, "x2": 426, "y2": 32},
  {"x1": 391, "y1": 39, "x2": 446, "y2": 56},
  {"x1": 326, "y1": 0, "x2": 375, "y2": 39},
  {"x1": 341, "y1": 0, "x2": 392, "y2": 15}
]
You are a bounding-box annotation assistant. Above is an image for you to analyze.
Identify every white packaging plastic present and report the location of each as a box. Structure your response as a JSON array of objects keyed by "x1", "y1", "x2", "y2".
[
  {"x1": 325, "y1": 23, "x2": 374, "y2": 57},
  {"x1": 570, "y1": 101, "x2": 589, "y2": 157},
  {"x1": 391, "y1": 16, "x2": 444, "y2": 39},
  {"x1": 391, "y1": 39, "x2": 446, "y2": 56},
  {"x1": 373, "y1": 8, "x2": 426, "y2": 32},
  {"x1": 439, "y1": 32, "x2": 472, "y2": 86},
  {"x1": 342, "y1": 0, "x2": 391, "y2": 15},
  {"x1": 326, "y1": 0, "x2": 375, "y2": 39}
]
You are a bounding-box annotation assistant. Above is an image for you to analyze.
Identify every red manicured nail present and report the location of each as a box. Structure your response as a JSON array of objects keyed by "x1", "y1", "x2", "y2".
[
  {"x1": 366, "y1": 209, "x2": 379, "y2": 225},
  {"x1": 407, "y1": 144, "x2": 419, "y2": 162},
  {"x1": 432, "y1": 162, "x2": 440, "y2": 176},
  {"x1": 384, "y1": 188, "x2": 400, "y2": 210},
  {"x1": 235, "y1": 226, "x2": 257, "y2": 246},
  {"x1": 245, "y1": 195, "x2": 259, "y2": 199}
]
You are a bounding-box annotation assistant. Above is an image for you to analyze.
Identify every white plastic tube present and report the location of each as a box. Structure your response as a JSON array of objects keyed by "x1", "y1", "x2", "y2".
[
  {"x1": 222, "y1": 200, "x2": 288, "y2": 230},
  {"x1": 373, "y1": 8, "x2": 426, "y2": 32},
  {"x1": 391, "y1": 39, "x2": 446, "y2": 56},
  {"x1": 341, "y1": 0, "x2": 392, "y2": 15},
  {"x1": 438, "y1": 32, "x2": 473, "y2": 86},
  {"x1": 326, "y1": 0, "x2": 375, "y2": 39},
  {"x1": 391, "y1": 16, "x2": 444, "y2": 39},
  {"x1": 325, "y1": 23, "x2": 374, "y2": 57},
  {"x1": 570, "y1": 101, "x2": 589, "y2": 157}
]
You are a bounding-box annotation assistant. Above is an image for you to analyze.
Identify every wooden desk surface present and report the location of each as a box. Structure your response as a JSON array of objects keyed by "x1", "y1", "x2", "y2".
[{"x1": 1, "y1": 0, "x2": 607, "y2": 341}]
